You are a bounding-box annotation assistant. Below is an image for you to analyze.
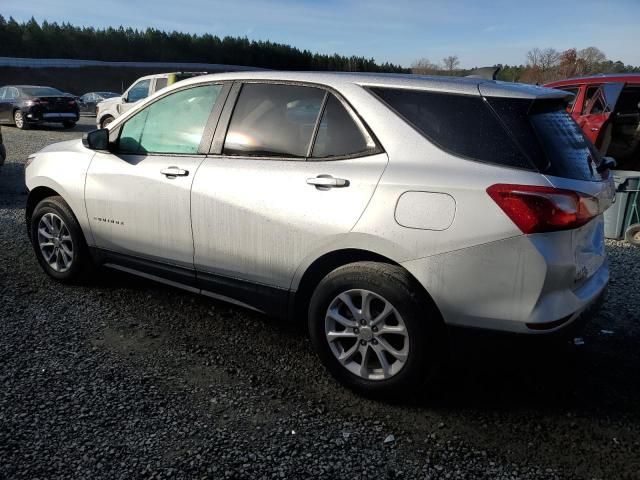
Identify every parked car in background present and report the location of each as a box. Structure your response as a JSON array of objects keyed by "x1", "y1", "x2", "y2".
[
  {"x1": 96, "y1": 72, "x2": 207, "y2": 128},
  {"x1": 25, "y1": 71, "x2": 615, "y2": 396},
  {"x1": 79, "y1": 92, "x2": 119, "y2": 116},
  {"x1": 0, "y1": 85, "x2": 79, "y2": 130},
  {"x1": 0, "y1": 127, "x2": 5, "y2": 167},
  {"x1": 545, "y1": 74, "x2": 640, "y2": 171}
]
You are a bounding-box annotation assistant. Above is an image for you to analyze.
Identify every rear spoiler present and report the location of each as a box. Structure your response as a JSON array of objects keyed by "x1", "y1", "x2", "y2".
[{"x1": 466, "y1": 66, "x2": 501, "y2": 81}]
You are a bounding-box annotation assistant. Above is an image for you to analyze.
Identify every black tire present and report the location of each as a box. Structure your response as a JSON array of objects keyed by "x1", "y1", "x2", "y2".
[
  {"x1": 30, "y1": 196, "x2": 94, "y2": 283},
  {"x1": 14, "y1": 110, "x2": 29, "y2": 130},
  {"x1": 625, "y1": 223, "x2": 640, "y2": 247},
  {"x1": 308, "y1": 261, "x2": 445, "y2": 397},
  {"x1": 100, "y1": 116, "x2": 114, "y2": 129},
  {"x1": 62, "y1": 121, "x2": 76, "y2": 129}
]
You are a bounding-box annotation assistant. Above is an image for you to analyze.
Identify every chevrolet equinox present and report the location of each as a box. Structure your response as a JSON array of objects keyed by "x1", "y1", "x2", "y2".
[{"x1": 24, "y1": 72, "x2": 616, "y2": 395}]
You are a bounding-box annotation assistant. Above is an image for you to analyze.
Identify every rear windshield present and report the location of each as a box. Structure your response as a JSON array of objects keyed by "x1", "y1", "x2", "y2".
[
  {"x1": 20, "y1": 87, "x2": 64, "y2": 97},
  {"x1": 98, "y1": 92, "x2": 119, "y2": 98},
  {"x1": 369, "y1": 87, "x2": 603, "y2": 181}
]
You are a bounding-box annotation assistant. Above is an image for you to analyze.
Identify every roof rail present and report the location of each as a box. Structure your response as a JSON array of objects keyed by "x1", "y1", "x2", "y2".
[{"x1": 466, "y1": 66, "x2": 501, "y2": 81}]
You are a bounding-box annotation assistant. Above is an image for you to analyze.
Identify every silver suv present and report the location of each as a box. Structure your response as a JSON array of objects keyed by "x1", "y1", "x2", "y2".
[{"x1": 25, "y1": 72, "x2": 616, "y2": 395}]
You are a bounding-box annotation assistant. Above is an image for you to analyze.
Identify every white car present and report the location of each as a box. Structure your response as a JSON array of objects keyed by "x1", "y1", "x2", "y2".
[
  {"x1": 96, "y1": 72, "x2": 206, "y2": 128},
  {"x1": 25, "y1": 71, "x2": 615, "y2": 396}
]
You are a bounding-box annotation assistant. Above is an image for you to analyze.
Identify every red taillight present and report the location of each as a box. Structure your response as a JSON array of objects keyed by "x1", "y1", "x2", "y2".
[
  {"x1": 487, "y1": 184, "x2": 599, "y2": 234},
  {"x1": 68, "y1": 100, "x2": 76, "y2": 105}
]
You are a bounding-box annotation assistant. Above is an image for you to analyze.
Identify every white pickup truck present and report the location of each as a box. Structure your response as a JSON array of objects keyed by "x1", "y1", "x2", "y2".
[{"x1": 96, "y1": 72, "x2": 206, "y2": 128}]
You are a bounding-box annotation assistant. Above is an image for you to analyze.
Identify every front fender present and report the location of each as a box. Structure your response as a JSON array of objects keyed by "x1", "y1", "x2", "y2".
[{"x1": 25, "y1": 144, "x2": 95, "y2": 245}]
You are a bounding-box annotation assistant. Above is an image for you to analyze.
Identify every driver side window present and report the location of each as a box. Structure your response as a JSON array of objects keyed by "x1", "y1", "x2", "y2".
[
  {"x1": 118, "y1": 84, "x2": 222, "y2": 155},
  {"x1": 127, "y1": 79, "x2": 151, "y2": 103}
]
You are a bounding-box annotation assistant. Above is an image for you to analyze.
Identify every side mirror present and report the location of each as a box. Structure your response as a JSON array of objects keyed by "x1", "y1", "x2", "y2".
[
  {"x1": 597, "y1": 156, "x2": 616, "y2": 173},
  {"x1": 121, "y1": 94, "x2": 128, "y2": 103},
  {"x1": 82, "y1": 129, "x2": 110, "y2": 151}
]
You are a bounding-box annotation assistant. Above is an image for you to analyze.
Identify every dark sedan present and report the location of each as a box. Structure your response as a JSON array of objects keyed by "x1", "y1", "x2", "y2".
[
  {"x1": 0, "y1": 85, "x2": 79, "y2": 130},
  {"x1": 78, "y1": 91, "x2": 119, "y2": 116}
]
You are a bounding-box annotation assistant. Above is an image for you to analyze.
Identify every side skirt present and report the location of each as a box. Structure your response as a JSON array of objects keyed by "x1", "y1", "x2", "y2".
[{"x1": 90, "y1": 248, "x2": 291, "y2": 319}]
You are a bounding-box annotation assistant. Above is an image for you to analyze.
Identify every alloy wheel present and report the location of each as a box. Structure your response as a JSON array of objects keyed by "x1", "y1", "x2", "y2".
[
  {"x1": 37, "y1": 213, "x2": 74, "y2": 272},
  {"x1": 14, "y1": 111, "x2": 24, "y2": 129},
  {"x1": 324, "y1": 289, "x2": 409, "y2": 380}
]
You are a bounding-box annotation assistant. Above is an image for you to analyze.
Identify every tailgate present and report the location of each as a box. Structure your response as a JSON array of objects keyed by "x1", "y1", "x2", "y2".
[{"x1": 545, "y1": 174, "x2": 615, "y2": 284}]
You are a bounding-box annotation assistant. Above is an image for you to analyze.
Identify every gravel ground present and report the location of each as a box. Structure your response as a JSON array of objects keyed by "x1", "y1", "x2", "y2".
[{"x1": 1, "y1": 119, "x2": 639, "y2": 479}]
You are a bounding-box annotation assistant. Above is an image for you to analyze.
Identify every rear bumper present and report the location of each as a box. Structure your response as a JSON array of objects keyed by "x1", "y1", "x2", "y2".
[
  {"x1": 23, "y1": 107, "x2": 79, "y2": 124},
  {"x1": 402, "y1": 234, "x2": 609, "y2": 335}
]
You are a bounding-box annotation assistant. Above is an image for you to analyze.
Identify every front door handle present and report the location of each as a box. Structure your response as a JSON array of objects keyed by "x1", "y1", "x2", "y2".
[
  {"x1": 161, "y1": 166, "x2": 189, "y2": 178},
  {"x1": 306, "y1": 175, "x2": 350, "y2": 189}
]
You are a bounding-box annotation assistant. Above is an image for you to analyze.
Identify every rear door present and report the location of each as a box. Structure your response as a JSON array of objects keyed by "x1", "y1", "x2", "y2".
[
  {"x1": 576, "y1": 83, "x2": 625, "y2": 146},
  {"x1": 191, "y1": 82, "x2": 387, "y2": 310}
]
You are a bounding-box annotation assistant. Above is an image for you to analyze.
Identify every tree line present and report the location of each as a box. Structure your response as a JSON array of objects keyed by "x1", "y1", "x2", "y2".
[
  {"x1": 412, "y1": 48, "x2": 640, "y2": 83},
  {"x1": 0, "y1": 16, "x2": 406, "y2": 73},
  {"x1": 2, "y1": 17, "x2": 638, "y2": 83}
]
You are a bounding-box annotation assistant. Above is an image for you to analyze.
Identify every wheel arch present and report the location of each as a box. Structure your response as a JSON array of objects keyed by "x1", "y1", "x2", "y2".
[
  {"x1": 25, "y1": 186, "x2": 88, "y2": 245},
  {"x1": 26, "y1": 186, "x2": 62, "y2": 230},
  {"x1": 291, "y1": 248, "x2": 443, "y2": 325}
]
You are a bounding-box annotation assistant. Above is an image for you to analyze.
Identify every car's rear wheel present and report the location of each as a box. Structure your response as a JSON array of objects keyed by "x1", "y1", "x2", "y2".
[
  {"x1": 100, "y1": 116, "x2": 114, "y2": 129},
  {"x1": 62, "y1": 121, "x2": 76, "y2": 129},
  {"x1": 30, "y1": 196, "x2": 94, "y2": 283},
  {"x1": 14, "y1": 110, "x2": 29, "y2": 130},
  {"x1": 308, "y1": 261, "x2": 444, "y2": 397}
]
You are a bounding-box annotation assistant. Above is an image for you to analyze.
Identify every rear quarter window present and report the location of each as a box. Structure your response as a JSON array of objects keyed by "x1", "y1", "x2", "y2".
[
  {"x1": 486, "y1": 96, "x2": 603, "y2": 182},
  {"x1": 369, "y1": 87, "x2": 534, "y2": 170}
]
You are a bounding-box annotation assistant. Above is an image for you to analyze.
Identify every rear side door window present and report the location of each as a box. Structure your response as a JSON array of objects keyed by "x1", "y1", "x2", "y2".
[
  {"x1": 223, "y1": 83, "x2": 325, "y2": 158},
  {"x1": 582, "y1": 86, "x2": 603, "y2": 115},
  {"x1": 558, "y1": 86, "x2": 580, "y2": 112},
  {"x1": 118, "y1": 84, "x2": 222, "y2": 155},
  {"x1": 154, "y1": 77, "x2": 168, "y2": 93},
  {"x1": 311, "y1": 94, "x2": 377, "y2": 158}
]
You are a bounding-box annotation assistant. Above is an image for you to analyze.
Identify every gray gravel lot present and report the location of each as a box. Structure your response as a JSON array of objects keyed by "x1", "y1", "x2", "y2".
[{"x1": 1, "y1": 118, "x2": 639, "y2": 479}]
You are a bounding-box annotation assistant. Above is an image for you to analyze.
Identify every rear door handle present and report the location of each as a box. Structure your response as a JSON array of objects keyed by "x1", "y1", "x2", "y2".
[
  {"x1": 160, "y1": 166, "x2": 189, "y2": 177},
  {"x1": 306, "y1": 175, "x2": 350, "y2": 188}
]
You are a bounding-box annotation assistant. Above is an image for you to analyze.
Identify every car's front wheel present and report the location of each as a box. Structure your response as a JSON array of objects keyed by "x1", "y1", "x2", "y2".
[
  {"x1": 308, "y1": 261, "x2": 444, "y2": 397},
  {"x1": 100, "y1": 116, "x2": 114, "y2": 129},
  {"x1": 30, "y1": 196, "x2": 94, "y2": 283},
  {"x1": 14, "y1": 110, "x2": 29, "y2": 130}
]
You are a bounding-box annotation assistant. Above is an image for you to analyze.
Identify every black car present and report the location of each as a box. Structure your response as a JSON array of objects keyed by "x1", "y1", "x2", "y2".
[
  {"x1": 0, "y1": 85, "x2": 80, "y2": 130},
  {"x1": 78, "y1": 91, "x2": 119, "y2": 116}
]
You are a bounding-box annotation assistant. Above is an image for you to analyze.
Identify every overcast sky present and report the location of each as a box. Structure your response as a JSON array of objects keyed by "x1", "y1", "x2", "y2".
[{"x1": 2, "y1": 0, "x2": 638, "y2": 68}]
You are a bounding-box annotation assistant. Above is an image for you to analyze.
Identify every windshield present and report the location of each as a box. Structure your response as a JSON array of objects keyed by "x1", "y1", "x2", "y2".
[{"x1": 20, "y1": 87, "x2": 64, "y2": 97}]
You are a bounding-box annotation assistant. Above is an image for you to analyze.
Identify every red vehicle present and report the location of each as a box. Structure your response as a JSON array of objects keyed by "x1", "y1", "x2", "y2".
[{"x1": 545, "y1": 74, "x2": 640, "y2": 171}]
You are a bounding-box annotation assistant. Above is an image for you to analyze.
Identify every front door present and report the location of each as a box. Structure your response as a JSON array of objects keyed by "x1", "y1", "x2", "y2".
[
  {"x1": 118, "y1": 78, "x2": 152, "y2": 116},
  {"x1": 85, "y1": 83, "x2": 225, "y2": 282},
  {"x1": 191, "y1": 82, "x2": 387, "y2": 310}
]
